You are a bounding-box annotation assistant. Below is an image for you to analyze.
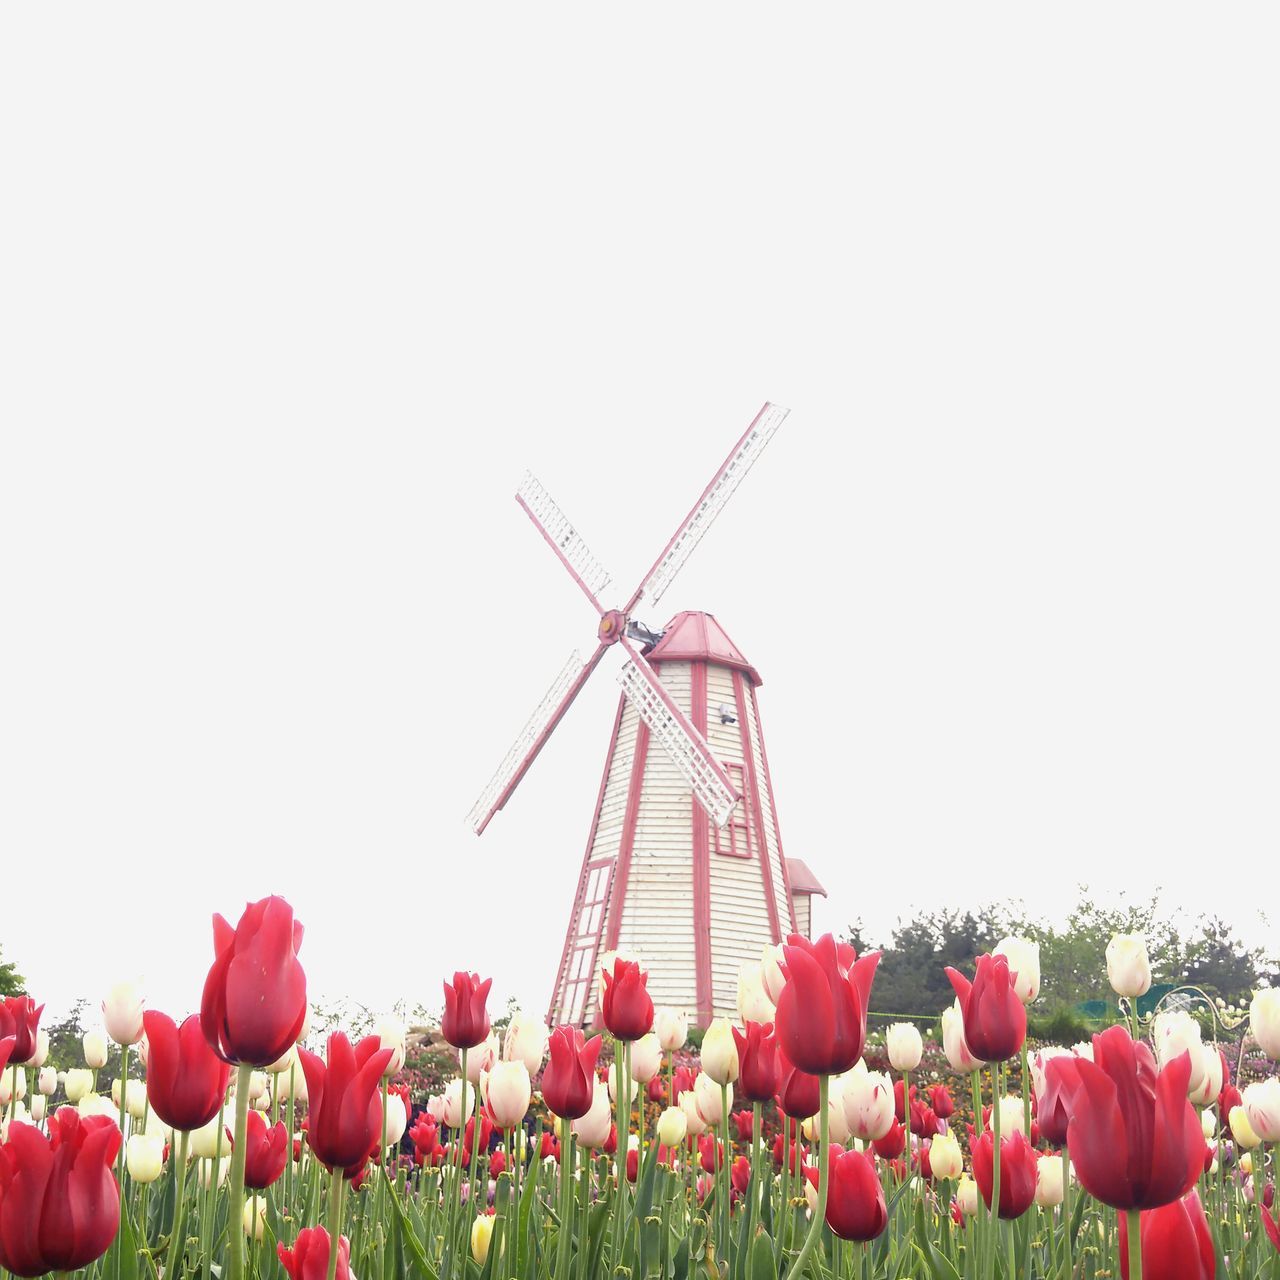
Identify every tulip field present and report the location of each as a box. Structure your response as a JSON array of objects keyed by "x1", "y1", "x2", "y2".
[{"x1": 2, "y1": 898, "x2": 1280, "y2": 1280}]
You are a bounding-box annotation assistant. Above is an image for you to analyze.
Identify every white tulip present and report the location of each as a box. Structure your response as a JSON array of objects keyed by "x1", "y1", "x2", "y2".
[
  {"x1": 145, "y1": 1107, "x2": 172, "y2": 1144},
  {"x1": 956, "y1": 1174, "x2": 981, "y2": 1217},
  {"x1": 191, "y1": 1110, "x2": 232, "y2": 1159},
  {"x1": 485, "y1": 1060, "x2": 532, "y2": 1129},
  {"x1": 1189, "y1": 1044, "x2": 1223, "y2": 1108},
  {"x1": 503, "y1": 1013, "x2": 549, "y2": 1076},
  {"x1": 1029, "y1": 1046, "x2": 1072, "y2": 1103},
  {"x1": 267, "y1": 1044, "x2": 297, "y2": 1075},
  {"x1": 629, "y1": 1034, "x2": 662, "y2": 1084},
  {"x1": 63, "y1": 1069, "x2": 94, "y2": 1103},
  {"x1": 0, "y1": 1069, "x2": 27, "y2": 1105},
  {"x1": 1243, "y1": 1078, "x2": 1280, "y2": 1143},
  {"x1": 929, "y1": 1131, "x2": 964, "y2": 1180},
  {"x1": 942, "y1": 1003, "x2": 981, "y2": 1072},
  {"x1": 737, "y1": 962, "x2": 776, "y2": 1024},
  {"x1": 442, "y1": 1079, "x2": 467, "y2": 1130},
  {"x1": 276, "y1": 1062, "x2": 308, "y2": 1103},
  {"x1": 1230, "y1": 1103, "x2": 1262, "y2": 1150},
  {"x1": 199, "y1": 1157, "x2": 230, "y2": 1190},
  {"x1": 459, "y1": 1034, "x2": 498, "y2": 1084},
  {"x1": 607, "y1": 1068, "x2": 638, "y2": 1107},
  {"x1": 384, "y1": 1093, "x2": 409, "y2": 1148},
  {"x1": 247, "y1": 1071, "x2": 269, "y2": 1101},
  {"x1": 38, "y1": 1068, "x2": 56, "y2": 1096},
  {"x1": 993, "y1": 937, "x2": 1041, "y2": 1005},
  {"x1": 693, "y1": 1071, "x2": 730, "y2": 1126},
  {"x1": 654, "y1": 1008, "x2": 688, "y2": 1053},
  {"x1": 30, "y1": 1096, "x2": 46, "y2": 1123},
  {"x1": 678, "y1": 1090, "x2": 708, "y2": 1138},
  {"x1": 1200, "y1": 1109, "x2": 1217, "y2": 1141},
  {"x1": 426, "y1": 1093, "x2": 447, "y2": 1125},
  {"x1": 886, "y1": 1023, "x2": 923, "y2": 1072},
  {"x1": 760, "y1": 945, "x2": 788, "y2": 1005},
  {"x1": 841, "y1": 1065, "x2": 895, "y2": 1141},
  {"x1": 243, "y1": 1195, "x2": 267, "y2": 1241},
  {"x1": 995, "y1": 1094, "x2": 1025, "y2": 1136},
  {"x1": 374, "y1": 1018, "x2": 408, "y2": 1076},
  {"x1": 656, "y1": 1105, "x2": 687, "y2": 1148},
  {"x1": 571, "y1": 1081, "x2": 613, "y2": 1149},
  {"x1": 103, "y1": 980, "x2": 146, "y2": 1047},
  {"x1": 127, "y1": 1133, "x2": 166, "y2": 1184},
  {"x1": 700, "y1": 1019, "x2": 740, "y2": 1086},
  {"x1": 1106, "y1": 934, "x2": 1152, "y2": 1000},
  {"x1": 0, "y1": 1105, "x2": 30, "y2": 1141},
  {"x1": 82, "y1": 1030, "x2": 109, "y2": 1070},
  {"x1": 1034, "y1": 1154, "x2": 1065, "y2": 1207},
  {"x1": 1153, "y1": 1011, "x2": 1206, "y2": 1096},
  {"x1": 27, "y1": 1030, "x2": 49, "y2": 1071},
  {"x1": 78, "y1": 1094, "x2": 120, "y2": 1124},
  {"x1": 1250, "y1": 988, "x2": 1280, "y2": 1060}
]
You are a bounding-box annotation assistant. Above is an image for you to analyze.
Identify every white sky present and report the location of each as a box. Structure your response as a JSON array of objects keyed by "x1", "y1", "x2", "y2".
[{"x1": 2, "y1": 6, "x2": 1277, "y2": 1028}]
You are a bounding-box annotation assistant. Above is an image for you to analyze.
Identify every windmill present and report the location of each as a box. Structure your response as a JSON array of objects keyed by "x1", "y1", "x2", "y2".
[{"x1": 466, "y1": 402, "x2": 825, "y2": 1027}]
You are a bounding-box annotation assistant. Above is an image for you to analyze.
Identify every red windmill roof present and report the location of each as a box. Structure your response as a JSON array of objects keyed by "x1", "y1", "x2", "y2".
[{"x1": 644, "y1": 611, "x2": 763, "y2": 686}]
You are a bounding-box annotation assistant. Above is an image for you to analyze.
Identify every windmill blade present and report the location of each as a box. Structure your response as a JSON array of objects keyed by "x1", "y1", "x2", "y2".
[
  {"x1": 616, "y1": 641, "x2": 740, "y2": 827},
  {"x1": 627, "y1": 401, "x2": 789, "y2": 610},
  {"x1": 467, "y1": 644, "x2": 609, "y2": 835},
  {"x1": 517, "y1": 472, "x2": 612, "y2": 611}
]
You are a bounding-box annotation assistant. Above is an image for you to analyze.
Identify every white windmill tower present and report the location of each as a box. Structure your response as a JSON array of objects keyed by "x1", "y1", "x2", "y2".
[{"x1": 466, "y1": 403, "x2": 826, "y2": 1028}]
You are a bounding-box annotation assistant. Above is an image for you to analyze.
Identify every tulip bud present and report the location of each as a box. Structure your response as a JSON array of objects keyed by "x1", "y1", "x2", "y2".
[
  {"x1": 941, "y1": 1003, "x2": 980, "y2": 1072},
  {"x1": 243, "y1": 1195, "x2": 267, "y2": 1241},
  {"x1": 841, "y1": 1064, "x2": 895, "y2": 1142},
  {"x1": 103, "y1": 980, "x2": 146, "y2": 1047},
  {"x1": 656, "y1": 1105, "x2": 687, "y2": 1148},
  {"x1": 1200, "y1": 1109, "x2": 1217, "y2": 1141},
  {"x1": 956, "y1": 1174, "x2": 981, "y2": 1217},
  {"x1": 1106, "y1": 934, "x2": 1152, "y2": 999},
  {"x1": 606, "y1": 1067, "x2": 637, "y2": 1107},
  {"x1": 737, "y1": 962, "x2": 776, "y2": 1025},
  {"x1": 191, "y1": 1110, "x2": 232, "y2": 1159},
  {"x1": 37, "y1": 1067, "x2": 56, "y2": 1096},
  {"x1": 1243, "y1": 1078, "x2": 1280, "y2": 1143},
  {"x1": 1239, "y1": 1151, "x2": 1253, "y2": 1176},
  {"x1": 471, "y1": 1213, "x2": 495, "y2": 1263},
  {"x1": 760, "y1": 945, "x2": 787, "y2": 1005},
  {"x1": 82, "y1": 1030, "x2": 109, "y2": 1070},
  {"x1": 503, "y1": 1012, "x2": 549, "y2": 1076},
  {"x1": 78, "y1": 1093, "x2": 119, "y2": 1124},
  {"x1": 63, "y1": 1068, "x2": 94, "y2": 1103},
  {"x1": 29, "y1": 1096, "x2": 46, "y2": 1123},
  {"x1": 276, "y1": 1062, "x2": 308, "y2": 1103},
  {"x1": 1250, "y1": 988, "x2": 1280, "y2": 1060},
  {"x1": 1034, "y1": 1153, "x2": 1064, "y2": 1207},
  {"x1": 374, "y1": 1018, "x2": 407, "y2": 1077},
  {"x1": 1029, "y1": 1045, "x2": 1071, "y2": 1102},
  {"x1": 145, "y1": 1107, "x2": 172, "y2": 1145},
  {"x1": 266, "y1": 1044, "x2": 297, "y2": 1075},
  {"x1": 571, "y1": 1081, "x2": 613, "y2": 1149},
  {"x1": 1229, "y1": 1104, "x2": 1261, "y2": 1150},
  {"x1": 693, "y1": 1071, "x2": 730, "y2": 1126},
  {"x1": 0, "y1": 1070, "x2": 25, "y2": 1107},
  {"x1": 1153, "y1": 1011, "x2": 1206, "y2": 1096},
  {"x1": 426, "y1": 1093, "x2": 447, "y2": 1125},
  {"x1": 442, "y1": 1079, "x2": 467, "y2": 1130},
  {"x1": 1189, "y1": 1043, "x2": 1223, "y2": 1108},
  {"x1": 383, "y1": 1091, "x2": 408, "y2": 1149},
  {"x1": 629, "y1": 1033, "x2": 662, "y2": 1084},
  {"x1": 485, "y1": 1060, "x2": 532, "y2": 1129},
  {"x1": 460, "y1": 1033, "x2": 499, "y2": 1084},
  {"x1": 886, "y1": 1023, "x2": 923, "y2": 1072},
  {"x1": 127, "y1": 1133, "x2": 166, "y2": 1184},
  {"x1": 700, "y1": 1019, "x2": 740, "y2": 1086},
  {"x1": 653, "y1": 1008, "x2": 688, "y2": 1053},
  {"x1": 929, "y1": 1131, "x2": 963, "y2": 1180},
  {"x1": 993, "y1": 937, "x2": 1041, "y2": 1005},
  {"x1": 995, "y1": 1094, "x2": 1025, "y2": 1136}
]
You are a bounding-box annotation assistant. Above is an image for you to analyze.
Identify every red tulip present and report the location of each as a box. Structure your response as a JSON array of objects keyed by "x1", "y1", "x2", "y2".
[
  {"x1": 600, "y1": 959, "x2": 653, "y2": 1042},
  {"x1": 699, "y1": 1134, "x2": 724, "y2": 1173},
  {"x1": 539, "y1": 1132, "x2": 559, "y2": 1162},
  {"x1": 1216, "y1": 1083, "x2": 1242, "y2": 1127},
  {"x1": 945, "y1": 954, "x2": 1026, "y2": 1063},
  {"x1": 409, "y1": 1115, "x2": 444, "y2": 1166},
  {"x1": 916, "y1": 1143, "x2": 933, "y2": 1179},
  {"x1": 1038, "y1": 1055, "x2": 1084, "y2": 1148},
  {"x1": 1262, "y1": 1202, "x2": 1280, "y2": 1255},
  {"x1": 441, "y1": 972, "x2": 492, "y2": 1050},
  {"x1": 542, "y1": 1026, "x2": 603, "y2": 1120},
  {"x1": 603, "y1": 1124, "x2": 618, "y2": 1156},
  {"x1": 772, "y1": 1134, "x2": 803, "y2": 1174},
  {"x1": 774, "y1": 934, "x2": 880, "y2": 1076},
  {"x1": 646, "y1": 1077, "x2": 665, "y2": 1103},
  {"x1": 461, "y1": 1115, "x2": 495, "y2": 1164},
  {"x1": 1066, "y1": 1025, "x2": 1202, "y2": 1211},
  {"x1": 0, "y1": 1109, "x2": 121, "y2": 1276},
  {"x1": 299, "y1": 1032, "x2": 393, "y2": 1176},
  {"x1": 489, "y1": 1150, "x2": 507, "y2": 1178},
  {"x1": 1118, "y1": 1191, "x2": 1214, "y2": 1280},
  {"x1": 803, "y1": 1145, "x2": 888, "y2": 1241},
  {"x1": 928, "y1": 1084, "x2": 955, "y2": 1120},
  {"x1": 731, "y1": 1155, "x2": 752, "y2": 1197},
  {"x1": 0, "y1": 1039, "x2": 13, "y2": 1081},
  {"x1": 972, "y1": 1130, "x2": 1038, "y2": 1219},
  {"x1": 626, "y1": 1148, "x2": 639, "y2": 1183},
  {"x1": 0, "y1": 998, "x2": 43, "y2": 1066},
  {"x1": 893, "y1": 1078, "x2": 913, "y2": 1123},
  {"x1": 732, "y1": 1109, "x2": 755, "y2": 1143},
  {"x1": 911, "y1": 1100, "x2": 940, "y2": 1139},
  {"x1": 672, "y1": 1065, "x2": 696, "y2": 1097},
  {"x1": 201, "y1": 896, "x2": 307, "y2": 1066},
  {"x1": 278, "y1": 1226, "x2": 352, "y2": 1280},
  {"x1": 732, "y1": 1022, "x2": 778, "y2": 1103},
  {"x1": 242, "y1": 1111, "x2": 289, "y2": 1189},
  {"x1": 872, "y1": 1119, "x2": 905, "y2": 1160},
  {"x1": 142, "y1": 1011, "x2": 232, "y2": 1133},
  {"x1": 775, "y1": 1043, "x2": 822, "y2": 1120}
]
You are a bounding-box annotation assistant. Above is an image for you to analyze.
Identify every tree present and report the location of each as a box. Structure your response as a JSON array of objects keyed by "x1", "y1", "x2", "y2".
[{"x1": 0, "y1": 945, "x2": 25, "y2": 997}]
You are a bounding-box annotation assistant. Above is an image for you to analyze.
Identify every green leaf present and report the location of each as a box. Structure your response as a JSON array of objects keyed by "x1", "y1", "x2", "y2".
[
  {"x1": 748, "y1": 1229, "x2": 775, "y2": 1280},
  {"x1": 381, "y1": 1167, "x2": 440, "y2": 1280}
]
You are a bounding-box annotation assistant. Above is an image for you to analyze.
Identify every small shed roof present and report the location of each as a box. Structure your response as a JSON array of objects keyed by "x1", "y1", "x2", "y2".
[{"x1": 786, "y1": 858, "x2": 827, "y2": 897}]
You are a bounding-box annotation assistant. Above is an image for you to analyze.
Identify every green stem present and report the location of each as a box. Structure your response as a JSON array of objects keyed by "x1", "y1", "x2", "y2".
[
  {"x1": 1061, "y1": 1148, "x2": 1071, "y2": 1280},
  {"x1": 163, "y1": 1130, "x2": 191, "y2": 1280},
  {"x1": 575, "y1": 1139, "x2": 589, "y2": 1280},
  {"x1": 614, "y1": 1041, "x2": 628, "y2": 1265},
  {"x1": 782, "y1": 1074, "x2": 829, "y2": 1280},
  {"x1": 555, "y1": 1125, "x2": 574, "y2": 1280},
  {"x1": 324, "y1": 1172, "x2": 346, "y2": 1280},
  {"x1": 227, "y1": 1062, "x2": 254, "y2": 1280},
  {"x1": 1126, "y1": 1207, "x2": 1142, "y2": 1280},
  {"x1": 989, "y1": 1062, "x2": 1002, "y2": 1280},
  {"x1": 720, "y1": 1080, "x2": 731, "y2": 1265}
]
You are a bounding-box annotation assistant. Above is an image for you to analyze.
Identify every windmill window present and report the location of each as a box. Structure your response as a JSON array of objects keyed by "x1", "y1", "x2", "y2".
[{"x1": 712, "y1": 762, "x2": 752, "y2": 859}]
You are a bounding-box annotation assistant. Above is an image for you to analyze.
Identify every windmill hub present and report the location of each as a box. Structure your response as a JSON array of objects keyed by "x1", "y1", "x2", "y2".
[{"x1": 597, "y1": 609, "x2": 628, "y2": 645}]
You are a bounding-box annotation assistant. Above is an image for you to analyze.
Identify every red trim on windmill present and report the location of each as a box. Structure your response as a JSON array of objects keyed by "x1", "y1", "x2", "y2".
[{"x1": 733, "y1": 669, "x2": 783, "y2": 943}]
